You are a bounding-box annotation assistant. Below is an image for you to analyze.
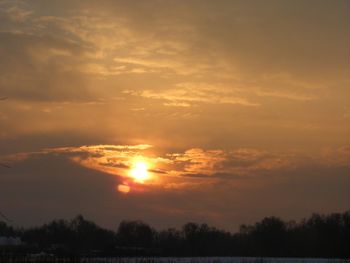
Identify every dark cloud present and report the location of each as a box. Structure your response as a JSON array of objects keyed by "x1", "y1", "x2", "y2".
[
  {"x1": 1, "y1": 144, "x2": 350, "y2": 230},
  {"x1": 148, "y1": 168, "x2": 167, "y2": 174},
  {"x1": 102, "y1": 161, "x2": 129, "y2": 169},
  {"x1": 0, "y1": 153, "x2": 118, "y2": 227}
]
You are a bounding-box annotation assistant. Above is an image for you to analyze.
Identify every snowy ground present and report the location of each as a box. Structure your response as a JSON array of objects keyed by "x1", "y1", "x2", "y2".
[{"x1": 79, "y1": 257, "x2": 350, "y2": 263}]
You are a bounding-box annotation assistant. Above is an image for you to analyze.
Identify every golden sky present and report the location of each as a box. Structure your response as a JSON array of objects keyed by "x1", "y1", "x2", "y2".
[{"x1": 0, "y1": 0, "x2": 349, "y2": 230}]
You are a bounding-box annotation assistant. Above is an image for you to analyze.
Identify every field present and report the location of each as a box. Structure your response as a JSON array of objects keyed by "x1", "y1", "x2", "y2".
[
  {"x1": 87, "y1": 258, "x2": 350, "y2": 263},
  {"x1": 2, "y1": 257, "x2": 348, "y2": 263}
]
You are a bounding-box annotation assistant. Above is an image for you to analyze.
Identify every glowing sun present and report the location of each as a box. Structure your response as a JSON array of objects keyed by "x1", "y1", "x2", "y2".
[{"x1": 129, "y1": 160, "x2": 150, "y2": 183}]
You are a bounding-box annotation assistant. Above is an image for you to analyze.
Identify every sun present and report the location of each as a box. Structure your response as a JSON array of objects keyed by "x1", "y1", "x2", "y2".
[{"x1": 129, "y1": 160, "x2": 150, "y2": 183}]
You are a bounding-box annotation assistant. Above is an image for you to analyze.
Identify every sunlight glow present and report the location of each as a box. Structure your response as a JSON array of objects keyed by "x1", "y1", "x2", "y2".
[
  {"x1": 129, "y1": 160, "x2": 151, "y2": 183},
  {"x1": 117, "y1": 184, "x2": 130, "y2": 193}
]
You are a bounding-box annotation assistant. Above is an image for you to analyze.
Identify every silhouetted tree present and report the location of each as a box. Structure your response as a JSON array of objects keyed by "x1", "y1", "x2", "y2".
[
  {"x1": 157, "y1": 228, "x2": 183, "y2": 256},
  {"x1": 6, "y1": 211, "x2": 350, "y2": 258},
  {"x1": 0, "y1": 221, "x2": 15, "y2": 237},
  {"x1": 70, "y1": 215, "x2": 115, "y2": 252},
  {"x1": 251, "y1": 217, "x2": 287, "y2": 256},
  {"x1": 116, "y1": 220, "x2": 155, "y2": 248},
  {"x1": 21, "y1": 215, "x2": 115, "y2": 255}
]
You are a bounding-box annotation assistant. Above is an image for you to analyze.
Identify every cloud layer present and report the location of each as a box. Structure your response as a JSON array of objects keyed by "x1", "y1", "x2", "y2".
[{"x1": 0, "y1": 0, "x2": 349, "y2": 230}]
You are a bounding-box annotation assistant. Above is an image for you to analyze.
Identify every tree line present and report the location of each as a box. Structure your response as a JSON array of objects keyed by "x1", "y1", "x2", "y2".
[{"x1": 1, "y1": 211, "x2": 349, "y2": 258}]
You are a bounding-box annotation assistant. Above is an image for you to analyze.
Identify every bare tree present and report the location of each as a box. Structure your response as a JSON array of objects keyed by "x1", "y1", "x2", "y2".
[
  {"x1": 0, "y1": 97, "x2": 9, "y2": 168},
  {"x1": 0, "y1": 97, "x2": 12, "y2": 223},
  {"x1": 0, "y1": 211, "x2": 11, "y2": 223}
]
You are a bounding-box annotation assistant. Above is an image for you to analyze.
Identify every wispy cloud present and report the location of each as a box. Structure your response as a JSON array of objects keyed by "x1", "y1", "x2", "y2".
[{"x1": 124, "y1": 82, "x2": 260, "y2": 107}]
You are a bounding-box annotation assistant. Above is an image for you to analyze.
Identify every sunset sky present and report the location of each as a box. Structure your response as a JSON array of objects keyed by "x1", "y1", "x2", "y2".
[{"x1": 0, "y1": 0, "x2": 349, "y2": 230}]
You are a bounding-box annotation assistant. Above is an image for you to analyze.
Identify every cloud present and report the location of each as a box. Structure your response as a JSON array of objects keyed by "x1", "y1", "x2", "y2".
[
  {"x1": 3, "y1": 6, "x2": 32, "y2": 22},
  {"x1": 0, "y1": 0, "x2": 349, "y2": 230},
  {"x1": 3, "y1": 144, "x2": 350, "y2": 191},
  {"x1": 0, "y1": 0, "x2": 349, "y2": 114},
  {"x1": 124, "y1": 82, "x2": 260, "y2": 107},
  {"x1": 0, "y1": 31, "x2": 94, "y2": 101},
  {"x1": 168, "y1": 148, "x2": 226, "y2": 176},
  {"x1": 1, "y1": 143, "x2": 350, "y2": 229}
]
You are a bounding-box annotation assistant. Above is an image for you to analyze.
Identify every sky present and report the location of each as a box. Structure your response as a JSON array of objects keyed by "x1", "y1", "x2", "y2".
[{"x1": 0, "y1": 0, "x2": 349, "y2": 231}]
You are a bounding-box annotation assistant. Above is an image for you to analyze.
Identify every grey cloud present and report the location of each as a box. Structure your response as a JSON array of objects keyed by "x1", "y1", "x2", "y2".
[
  {"x1": 2, "y1": 0, "x2": 349, "y2": 106},
  {"x1": 93, "y1": 0, "x2": 350, "y2": 77},
  {"x1": 182, "y1": 173, "x2": 213, "y2": 178},
  {"x1": 148, "y1": 169, "x2": 167, "y2": 174},
  {"x1": 0, "y1": 153, "x2": 118, "y2": 227},
  {"x1": 102, "y1": 161, "x2": 129, "y2": 169},
  {"x1": 0, "y1": 31, "x2": 95, "y2": 101}
]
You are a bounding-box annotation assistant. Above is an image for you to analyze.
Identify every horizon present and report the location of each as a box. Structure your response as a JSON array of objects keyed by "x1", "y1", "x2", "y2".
[
  {"x1": 2, "y1": 210, "x2": 350, "y2": 233},
  {"x1": 0, "y1": 0, "x2": 350, "y2": 232}
]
